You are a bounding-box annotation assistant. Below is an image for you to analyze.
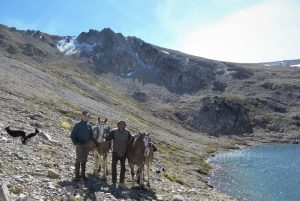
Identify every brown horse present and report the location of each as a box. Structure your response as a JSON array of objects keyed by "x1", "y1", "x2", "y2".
[
  {"x1": 92, "y1": 117, "x2": 111, "y2": 180},
  {"x1": 127, "y1": 132, "x2": 154, "y2": 188}
]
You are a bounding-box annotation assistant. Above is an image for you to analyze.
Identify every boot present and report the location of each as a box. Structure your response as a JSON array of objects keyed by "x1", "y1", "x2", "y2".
[
  {"x1": 74, "y1": 162, "x2": 80, "y2": 181},
  {"x1": 81, "y1": 162, "x2": 87, "y2": 181}
]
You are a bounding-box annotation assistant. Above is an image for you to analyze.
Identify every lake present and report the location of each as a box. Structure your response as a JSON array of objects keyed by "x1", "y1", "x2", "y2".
[{"x1": 208, "y1": 144, "x2": 300, "y2": 201}]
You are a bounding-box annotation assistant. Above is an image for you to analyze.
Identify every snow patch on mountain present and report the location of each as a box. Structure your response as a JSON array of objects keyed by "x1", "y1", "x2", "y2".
[
  {"x1": 57, "y1": 37, "x2": 99, "y2": 55},
  {"x1": 161, "y1": 50, "x2": 170, "y2": 55},
  {"x1": 290, "y1": 64, "x2": 300, "y2": 68},
  {"x1": 56, "y1": 37, "x2": 79, "y2": 55}
]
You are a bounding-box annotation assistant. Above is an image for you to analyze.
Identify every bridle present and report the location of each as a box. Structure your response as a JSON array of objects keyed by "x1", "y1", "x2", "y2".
[
  {"x1": 143, "y1": 134, "x2": 151, "y2": 155},
  {"x1": 96, "y1": 121, "x2": 110, "y2": 143}
]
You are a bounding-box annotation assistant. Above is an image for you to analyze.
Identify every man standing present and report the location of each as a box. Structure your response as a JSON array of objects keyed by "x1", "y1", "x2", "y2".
[
  {"x1": 71, "y1": 111, "x2": 95, "y2": 181},
  {"x1": 105, "y1": 120, "x2": 132, "y2": 187}
]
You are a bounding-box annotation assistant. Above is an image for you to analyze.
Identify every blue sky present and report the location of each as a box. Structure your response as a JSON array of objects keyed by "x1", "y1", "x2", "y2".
[{"x1": 0, "y1": 0, "x2": 299, "y2": 62}]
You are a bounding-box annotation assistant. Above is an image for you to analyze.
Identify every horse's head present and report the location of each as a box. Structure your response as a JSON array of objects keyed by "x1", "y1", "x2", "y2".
[
  {"x1": 96, "y1": 117, "x2": 111, "y2": 143},
  {"x1": 138, "y1": 132, "x2": 151, "y2": 155}
]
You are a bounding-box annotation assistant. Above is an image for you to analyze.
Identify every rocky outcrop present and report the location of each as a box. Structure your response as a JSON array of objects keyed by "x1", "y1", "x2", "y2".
[
  {"x1": 225, "y1": 65, "x2": 253, "y2": 80},
  {"x1": 292, "y1": 114, "x2": 300, "y2": 126},
  {"x1": 132, "y1": 92, "x2": 147, "y2": 102},
  {"x1": 255, "y1": 98, "x2": 287, "y2": 113},
  {"x1": 175, "y1": 96, "x2": 253, "y2": 135},
  {"x1": 252, "y1": 115, "x2": 269, "y2": 128},
  {"x1": 22, "y1": 44, "x2": 46, "y2": 57},
  {"x1": 212, "y1": 81, "x2": 227, "y2": 92},
  {"x1": 75, "y1": 29, "x2": 219, "y2": 93}
]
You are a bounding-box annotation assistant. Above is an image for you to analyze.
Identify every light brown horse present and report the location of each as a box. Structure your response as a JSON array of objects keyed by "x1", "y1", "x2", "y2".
[
  {"x1": 92, "y1": 117, "x2": 111, "y2": 180},
  {"x1": 127, "y1": 132, "x2": 154, "y2": 188}
]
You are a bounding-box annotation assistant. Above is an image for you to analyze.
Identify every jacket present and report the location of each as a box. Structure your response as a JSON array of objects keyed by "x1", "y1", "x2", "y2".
[
  {"x1": 105, "y1": 128, "x2": 132, "y2": 157},
  {"x1": 71, "y1": 120, "x2": 95, "y2": 145}
]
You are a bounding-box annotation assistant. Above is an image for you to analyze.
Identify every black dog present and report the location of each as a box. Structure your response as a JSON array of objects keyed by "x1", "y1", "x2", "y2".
[
  {"x1": 23, "y1": 128, "x2": 39, "y2": 144},
  {"x1": 5, "y1": 126, "x2": 26, "y2": 144},
  {"x1": 5, "y1": 127, "x2": 39, "y2": 144}
]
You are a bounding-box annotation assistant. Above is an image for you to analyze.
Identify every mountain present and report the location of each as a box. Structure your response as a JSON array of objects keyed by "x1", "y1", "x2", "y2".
[
  {"x1": 1, "y1": 24, "x2": 299, "y2": 136},
  {"x1": 0, "y1": 23, "x2": 299, "y2": 200}
]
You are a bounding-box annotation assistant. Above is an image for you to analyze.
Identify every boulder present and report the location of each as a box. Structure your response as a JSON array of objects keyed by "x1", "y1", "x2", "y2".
[
  {"x1": 47, "y1": 169, "x2": 61, "y2": 179},
  {"x1": 0, "y1": 182, "x2": 11, "y2": 201},
  {"x1": 171, "y1": 195, "x2": 190, "y2": 201},
  {"x1": 38, "y1": 132, "x2": 52, "y2": 142}
]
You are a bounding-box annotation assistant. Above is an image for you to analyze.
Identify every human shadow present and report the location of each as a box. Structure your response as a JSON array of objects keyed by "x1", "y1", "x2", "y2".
[{"x1": 58, "y1": 173, "x2": 157, "y2": 201}]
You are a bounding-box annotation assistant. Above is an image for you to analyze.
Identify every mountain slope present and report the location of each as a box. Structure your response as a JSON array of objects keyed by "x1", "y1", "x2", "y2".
[{"x1": 0, "y1": 23, "x2": 299, "y2": 200}]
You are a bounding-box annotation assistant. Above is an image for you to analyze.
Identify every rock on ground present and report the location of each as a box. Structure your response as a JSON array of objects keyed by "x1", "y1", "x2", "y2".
[{"x1": 0, "y1": 182, "x2": 11, "y2": 201}]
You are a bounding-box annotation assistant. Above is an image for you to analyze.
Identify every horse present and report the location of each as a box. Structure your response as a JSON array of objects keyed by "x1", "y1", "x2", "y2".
[
  {"x1": 92, "y1": 117, "x2": 111, "y2": 180},
  {"x1": 127, "y1": 132, "x2": 154, "y2": 188}
]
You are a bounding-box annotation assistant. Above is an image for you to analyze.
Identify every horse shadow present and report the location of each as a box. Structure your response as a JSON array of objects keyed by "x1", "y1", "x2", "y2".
[{"x1": 58, "y1": 173, "x2": 157, "y2": 201}]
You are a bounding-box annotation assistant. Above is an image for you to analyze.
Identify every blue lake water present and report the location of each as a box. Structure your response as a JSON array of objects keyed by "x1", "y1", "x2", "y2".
[{"x1": 208, "y1": 144, "x2": 300, "y2": 201}]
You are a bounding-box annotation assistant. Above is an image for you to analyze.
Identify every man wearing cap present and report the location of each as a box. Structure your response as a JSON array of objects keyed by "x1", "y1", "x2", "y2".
[
  {"x1": 71, "y1": 111, "x2": 95, "y2": 181},
  {"x1": 105, "y1": 120, "x2": 132, "y2": 187}
]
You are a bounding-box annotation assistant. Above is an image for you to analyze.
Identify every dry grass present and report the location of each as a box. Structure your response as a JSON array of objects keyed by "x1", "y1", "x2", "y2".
[
  {"x1": 163, "y1": 173, "x2": 189, "y2": 186},
  {"x1": 191, "y1": 157, "x2": 213, "y2": 175},
  {"x1": 204, "y1": 145, "x2": 217, "y2": 155},
  {"x1": 59, "y1": 119, "x2": 72, "y2": 131}
]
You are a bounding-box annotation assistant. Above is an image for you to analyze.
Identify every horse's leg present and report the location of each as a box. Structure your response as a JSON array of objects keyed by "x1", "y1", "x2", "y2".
[
  {"x1": 102, "y1": 154, "x2": 107, "y2": 181},
  {"x1": 149, "y1": 153, "x2": 154, "y2": 188},
  {"x1": 141, "y1": 165, "x2": 145, "y2": 187},
  {"x1": 147, "y1": 161, "x2": 150, "y2": 188},
  {"x1": 105, "y1": 154, "x2": 109, "y2": 175},
  {"x1": 136, "y1": 167, "x2": 141, "y2": 185},
  {"x1": 94, "y1": 151, "x2": 100, "y2": 176},
  {"x1": 98, "y1": 153, "x2": 102, "y2": 173},
  {"x1": 129, "y1": 163, "x2": 135, "y2": 187},
  {"x1": 136, "y1": 165, "x2": 143, "y2": 186}
]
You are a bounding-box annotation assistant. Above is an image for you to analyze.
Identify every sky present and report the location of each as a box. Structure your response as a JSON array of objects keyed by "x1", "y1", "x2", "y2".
[{"x1": 0, "y1": 0, "x2": 299, "y2": 63}]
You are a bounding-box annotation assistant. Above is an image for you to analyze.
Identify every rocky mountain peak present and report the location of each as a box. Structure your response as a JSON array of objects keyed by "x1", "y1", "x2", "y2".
[
  {"x1": 76, "y1": 28, "x2": 125, "y2": 45},
  {"x1": 65, "y1": 28, "x2": 222, "y2": 93}
]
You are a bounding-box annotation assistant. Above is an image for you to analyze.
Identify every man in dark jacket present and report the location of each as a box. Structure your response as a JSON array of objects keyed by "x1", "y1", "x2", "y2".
[
  {"x1": 71, "y1": 110, "x2": 95, "y2": 181},
  {"x1": 105, "y1": 120, "x2": 132, "y2": 187}
]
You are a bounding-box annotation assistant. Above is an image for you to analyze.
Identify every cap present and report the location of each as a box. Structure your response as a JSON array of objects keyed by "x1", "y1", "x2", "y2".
[
  {"x1": 117, "y1": 120, "x2": 126, "y2": 125},
  {"x1": 82, "y1": 110, "x2": 90, "y2": 116}
]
